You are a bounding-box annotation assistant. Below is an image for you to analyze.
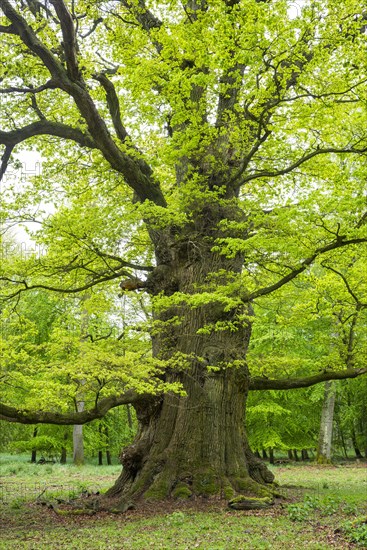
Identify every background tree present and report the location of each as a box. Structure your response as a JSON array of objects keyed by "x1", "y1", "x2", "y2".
[
  {"x1": 1, "y1": 0, "x2": 367, "y2": 510},
  {"x1": 247, "y1": 252, "x2": 367, "y2": 462}
]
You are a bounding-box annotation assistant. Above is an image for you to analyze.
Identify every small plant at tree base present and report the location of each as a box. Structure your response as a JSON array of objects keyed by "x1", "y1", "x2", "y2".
[
  {"x1": 287, "y1": 495, "x2": 320, "y2": 522},
  {"x1": 165, "y1": 511, "x2": 187, "y2": 526},
  {"x1": 343, "y1": 503, "x2": 359, "y2": 516},
  {"x1": 339, "y1": 517, "x2": 367, "y2": 547},
  {"x1": 320, "y1": 496, "x2": 340, "y2": 516}
]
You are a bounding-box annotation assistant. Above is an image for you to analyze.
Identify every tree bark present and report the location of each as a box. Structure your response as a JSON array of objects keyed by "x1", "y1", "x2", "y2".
[
  {"x1": 316, "y1": 381, "x2": 336, "y2": 464},
  {"x1": 73, "y1": 421, "x2": 85, "y2": 465},
  {"x1": 106, "y1": 377, "x2": 274, "y2": 507},
  {"x1": 73, "y1": 395, "x2": 85, "y2": 465},
  {"x1": 104, "y1": 217, "x2": 274, "y2": 508}
]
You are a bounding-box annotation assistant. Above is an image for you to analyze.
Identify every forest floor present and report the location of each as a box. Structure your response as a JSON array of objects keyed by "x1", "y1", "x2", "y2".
[{"x1": 0, "y1": 455, "x2": 366, "y2": 549}]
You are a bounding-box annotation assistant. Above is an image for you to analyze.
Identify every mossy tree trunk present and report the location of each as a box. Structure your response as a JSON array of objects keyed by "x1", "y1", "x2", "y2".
[
  {"x1": 107, "y1": 370, "x2": 274, "y2": 506},
  {"x1": 106, "y1": 205, "x2": 274, "y2": 507}
]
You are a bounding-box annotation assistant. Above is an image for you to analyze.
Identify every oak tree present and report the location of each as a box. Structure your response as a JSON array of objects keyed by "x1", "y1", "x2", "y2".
[{"x1": 1, "y1": 0, "x2": 367, "y2": 509}]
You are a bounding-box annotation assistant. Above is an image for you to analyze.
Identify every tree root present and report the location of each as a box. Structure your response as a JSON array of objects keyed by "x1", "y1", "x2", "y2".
[{"x1": 228, "y1": 496, "x2": 274, "y2": 510}]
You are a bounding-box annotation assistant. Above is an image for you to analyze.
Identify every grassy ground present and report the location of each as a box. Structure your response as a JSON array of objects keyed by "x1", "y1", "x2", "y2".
[{"x1": 0, "y1": 454, "x2": 366, "y2": 549}]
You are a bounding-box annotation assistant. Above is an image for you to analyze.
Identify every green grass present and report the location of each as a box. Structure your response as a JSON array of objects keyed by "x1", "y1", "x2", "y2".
[
  {"x1": 0, "y1": 453, "x2": 121, "y2": 502},
  {"x1": 1, "y1": 455, "x2": 366, "y2": 549}
]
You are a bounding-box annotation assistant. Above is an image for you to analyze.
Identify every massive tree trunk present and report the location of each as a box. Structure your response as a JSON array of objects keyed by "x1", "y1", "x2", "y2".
[
  {"x1": 106, "y1": 371, "x2": 274, "y2": 508},
  {"x1": 106, "y1": 205, "x2": 274, "y2": 508}
]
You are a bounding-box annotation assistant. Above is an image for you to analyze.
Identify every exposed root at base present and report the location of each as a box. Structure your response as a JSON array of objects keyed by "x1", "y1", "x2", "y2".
[{"x1": 228, "y1": 496, "x2": 274, "y2": 510}]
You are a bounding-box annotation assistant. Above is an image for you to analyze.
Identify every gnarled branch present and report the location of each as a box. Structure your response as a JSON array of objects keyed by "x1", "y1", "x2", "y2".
[
  {"x1": 0, "y1": 390, "x2": 143, "y2": 424},
  {"x1": 0, "y1": 0, "x2": 67, "y2": 81},
  {"x1": 49, "y1": 0, "x2": 80, "y2": 81},
  {"x1": 0, "y1": 0, "x2": 167, "y2": 207},
  {"x1": 0, "y1": 120, "x2": 96, "y2": 149},
  {"x1": 0, "y1": 80, "x2": 58, "y2": 95},
  {"x1": 94, "y1": 73, "x2": 128, "y2": 142}
]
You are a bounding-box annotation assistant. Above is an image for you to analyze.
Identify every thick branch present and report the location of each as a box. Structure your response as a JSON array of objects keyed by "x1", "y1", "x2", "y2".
[
  {"x1": 0, "y1": 0, "x2": 67, "y2": 81},
  {"x1": 0, "y1": 0, "x2": 167, "y2": 206},
  {"x1": 92, "y1": 248, "x2": 153, "y2": 272},
  {"x1": 249, "y1": 367, "x2": 367, "y2": 391},
  {"x1": 0, "y1": 120, "x2": 96, "y2": 150},
  {"x1": 118, "y1": 0, "x2": 163, "y2": 57},
  {"x1": 0, "y1": 390, "x2": 141, "y2": 424},
  {"x1": 216, "y1": 64, "x2": 245, "y2": 127},
  {"x1": 121, "y1": 0, "x2": 162, "y2": 34},
  {"x1": 0, "y1": 121, "x2": 96, "y2": 180},
  {"x1": 0, "y1": 23, "x2": 14, "y2": 32},
  {"x1": 94, "y1": 73, "x2": 128, "y2": 142},
  {"x1": 49, "y1": 0, "x2": 80, "y2": 81},
  {"x1": 0, "y1": 144, "x2": 14, "y2": 181}
]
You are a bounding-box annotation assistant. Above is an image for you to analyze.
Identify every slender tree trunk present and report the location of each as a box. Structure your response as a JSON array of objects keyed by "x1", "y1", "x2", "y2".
[
  {"x1": 98, "y1": 424, "x2": 103, "y2": 465},
  {"x1": 316, "y1": 381, "x2": 336, "y2": 464},
  {"x1": 288, "y1": 450, "x2": 294, "y2": 460},
  {"x1": 293, "y1": 449, "x2": 299, "y2": 462},
  {"x1": 351, "y1": 427, "x2": 363, "y2": 459},
  {"x1": 73, "y1": 299, "x2": 89, "y2": 465},
  {"x1": 340, "y1": 429, "x2": 349, "y2": 459},
  {"x1": 31, "y1": 427, "x2": 38, "y2": 463},
  {"x1": 360, "y1": 404, "x2": 367, "y2": 459},
  {"x1": 335, "y1": 413, "x2": 349, "y2": 459},
  {"x1": 301, "y1": 449, "x2": 309, "y2": 461},
  {"x1": 60, "y1": 447, "x2": 67, "y2": 464},
  {"x1": 73, "y1": 400, "x2": 85, "y2": 465},
  {"x1": 73, "y1": 423, "x2": 84, "y2": 464},
  {"x1": 126, "y1": 404, "x2": 133, "y2": 430},
  {"x1": 105, "y1": 427, "x2": 112, "y2": 465},
  {"x1": 60, "y1": 432, "x2": 68, "y2": 464},
  {"x1": 269, "y1": 448, "x2": 274, "y2": 465}
]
